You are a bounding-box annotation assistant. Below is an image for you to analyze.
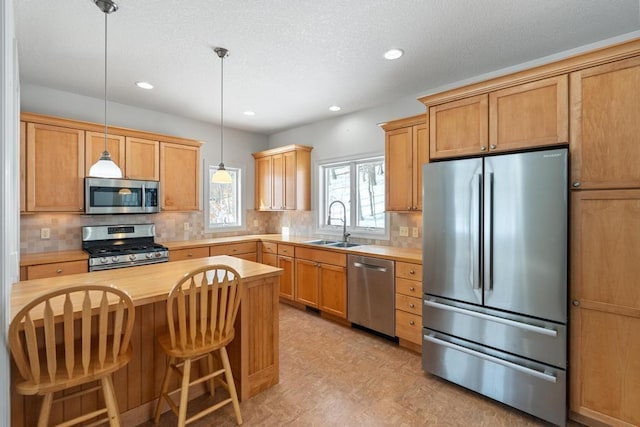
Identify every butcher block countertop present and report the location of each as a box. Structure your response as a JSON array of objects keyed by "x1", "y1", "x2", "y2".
[
  {"x1": 12, "y1": 255, "x2": 281, "y2": 319},
  {"x1": 19, "y1": 249, "x2": 88, "y2": 266},
  {"x1": 162, "y1": 234, "x2": 422, "y2": 264}
]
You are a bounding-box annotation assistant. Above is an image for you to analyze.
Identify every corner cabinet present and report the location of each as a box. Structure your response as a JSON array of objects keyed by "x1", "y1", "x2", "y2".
[
  {"x1": 381, "y1": 114, "x2": 428, "y2": 212},
  {"x1": 159, "y1": 142, "x2": 200, "y2": 211},
  {"x1": 252, "y1": 144, "x2": 312, "y2": 211}
]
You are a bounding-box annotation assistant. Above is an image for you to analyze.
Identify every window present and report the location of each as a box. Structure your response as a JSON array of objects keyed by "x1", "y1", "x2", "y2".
[
  {"x1": 206, "y1": 165, "x2": 243, "y2": 230},
  {"x1": 318, "y1": 155, "x2": 387, "y2": 237}
]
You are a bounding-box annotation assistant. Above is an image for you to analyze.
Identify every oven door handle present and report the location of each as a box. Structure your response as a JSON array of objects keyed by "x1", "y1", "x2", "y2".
[
  {"x1": 423, "y1": 334, "x2": 557, "y2": 383},
  {"x1": 141, "y1": 183, "x2": 146, "y2": 208},
  {"x1": 424, "y1": 299, "x2": 558, "y2": 337}
]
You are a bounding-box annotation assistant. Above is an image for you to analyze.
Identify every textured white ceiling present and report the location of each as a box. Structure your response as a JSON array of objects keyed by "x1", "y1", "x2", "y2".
[{"x1": 14, "y1": 0, "x2": 640, "y2": 135}]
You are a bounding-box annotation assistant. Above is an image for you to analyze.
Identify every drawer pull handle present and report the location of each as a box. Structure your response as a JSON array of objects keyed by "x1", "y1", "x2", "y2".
[
  {"x1": 56, "y1": 269, "x2": 63, "y2": 274},
  {"x1": 409, "y1": 303, "x2": 415, "y2": 308},
  {"x1": 409, "y1": 287, "x2": 415, "y2": 291},
  {"x1": 409, "y1": 321, "x2": 415, "y2": 326},
  {"x1": 409, "y1": 270, "x2": 415, "y2": 275},
  {"x1": 188, "y1": 253, "x2": 193, "y2": 257}
]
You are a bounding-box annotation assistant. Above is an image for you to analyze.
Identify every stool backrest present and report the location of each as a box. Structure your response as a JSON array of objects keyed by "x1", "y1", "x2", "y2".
[
  {"x1": 9, "y1": 285, "x2": 135, "y2": 385},
  {"x1": 166, "y1": 265, "x2": 242, "y2": 351}
]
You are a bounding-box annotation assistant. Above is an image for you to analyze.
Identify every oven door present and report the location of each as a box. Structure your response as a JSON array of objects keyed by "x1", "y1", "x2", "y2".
[{"x1": 85, "y1": 178, "x2": 159, "y2": 214}]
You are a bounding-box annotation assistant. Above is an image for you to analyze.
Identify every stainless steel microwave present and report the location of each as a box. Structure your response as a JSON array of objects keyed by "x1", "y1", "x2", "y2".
[{"x1": 85, "y1": 177, "x2": 160, "y2": 214}]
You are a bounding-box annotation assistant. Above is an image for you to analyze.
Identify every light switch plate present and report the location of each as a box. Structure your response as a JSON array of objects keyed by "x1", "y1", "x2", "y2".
[
  {"x1": 399, "y1": 226, "x2": 409, "y2": 237},
  {"x1": 183, "y1": 222, "x2": 190, "y2": 231},
  {"x1": 412, "y1": 227, "x2": 419, "y2": 238}
]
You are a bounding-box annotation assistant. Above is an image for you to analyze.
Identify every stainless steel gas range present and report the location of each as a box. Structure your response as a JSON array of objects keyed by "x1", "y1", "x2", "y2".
[{"x1": 82, "y1": 224, "x2": 169, "y2": 271}]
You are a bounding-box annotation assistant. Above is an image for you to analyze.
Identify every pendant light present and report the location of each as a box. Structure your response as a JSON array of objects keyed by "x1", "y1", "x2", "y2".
[
  {"x1": 211, "y1": 47, "x2": 233, "y2": 184},
  {"x1": 88, "y1": 0, "x2": 123, "y2": 178}
]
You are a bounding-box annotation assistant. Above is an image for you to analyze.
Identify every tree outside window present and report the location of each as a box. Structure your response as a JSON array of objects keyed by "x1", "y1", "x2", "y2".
[{"x1": 207, "y1": 166, "x2": 242, "y2": 229}]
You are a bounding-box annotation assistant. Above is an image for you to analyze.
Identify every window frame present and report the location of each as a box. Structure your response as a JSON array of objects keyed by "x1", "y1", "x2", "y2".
[
  {"x1": 204, "y1": 162, "x2": 245, "y2": 232},
  {"x1": 316, "y1": 153, "x2": 389, "y2": 240}
]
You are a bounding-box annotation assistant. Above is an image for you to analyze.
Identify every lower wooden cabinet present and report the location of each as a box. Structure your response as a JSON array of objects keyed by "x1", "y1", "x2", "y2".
[
  {"x1": 570, "y1": 190, "x2": 640, "y2": 426},
  {"x1": 395, "y1": 261, "x2": 423, "y2": 351},
  {"x1": 169, "y1": 246, "x2": 209, "y2": 262},
  {"x1": 25, "y1": 260, "x2": 88, "y2": 280},
  {"x1": 278, "y1": 255, "x2": 295, "y2": 301},
  {"x1": 210, "y1": 242, "x2": 257, "y2": 261},
  {"x1": 294, "y1": 258, "x2": 319, "y2": 307},
  {"x1": 294, "y1": 247, "x2": 347, "y2": 318}
]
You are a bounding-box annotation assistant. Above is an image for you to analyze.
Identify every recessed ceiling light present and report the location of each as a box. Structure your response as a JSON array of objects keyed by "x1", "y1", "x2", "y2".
[
  {"x1": 383, "y1": 48, "x2": 404, "y2": 60},
  {"x1": 243, "y1": 111, "x2": 256, "y2": 116},
  {"x1": 135, "y1": 81, "x2": 154, "y2": 90},
  {"x1": 329, "y1": 105, "x2": 341, "y2": 112}
]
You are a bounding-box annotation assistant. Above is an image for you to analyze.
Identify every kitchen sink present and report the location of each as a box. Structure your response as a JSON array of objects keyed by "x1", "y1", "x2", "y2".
[
  {"x1": 304, "y1": 239, "x2": 338, "y2": 245},
  {"x1": 326, "y1": 242, "x2": 361, "y2": 248}
]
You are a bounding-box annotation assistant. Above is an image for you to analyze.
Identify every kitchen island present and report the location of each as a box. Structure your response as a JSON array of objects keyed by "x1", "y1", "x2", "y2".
[{"x1": 10, "y1": 255, "x2": 282, "y2": 426}]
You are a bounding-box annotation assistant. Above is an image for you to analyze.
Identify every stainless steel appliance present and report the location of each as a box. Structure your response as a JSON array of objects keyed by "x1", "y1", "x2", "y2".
[
  {"x1": 82, "y1": 224, "x2": 168, "y2": 271},
  {"x1": 85, "y1": 177, "x2": 160, "y2": 214},
  {"x1": 347, "y1": 254, "x2": 395, "y2": 336},
  {"x1": 421, "y1": 148, "x2": 568, "y2": 426}
]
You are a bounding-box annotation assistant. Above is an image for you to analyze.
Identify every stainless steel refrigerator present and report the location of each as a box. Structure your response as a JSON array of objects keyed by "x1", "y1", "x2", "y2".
[{"x1": 422, "y1": 148, "x2": 568, "y2": 426}]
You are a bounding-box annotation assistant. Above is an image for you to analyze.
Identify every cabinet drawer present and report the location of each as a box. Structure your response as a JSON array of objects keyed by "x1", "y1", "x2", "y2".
[
  {"x1": 396, "y1": 262, "x2": 422, "y2": 280},
  {"x1": 295, "y1": 247, "x2": 346, "y2": 267},
  {"x1": 262, "y1": 253, "x2": 277, "y2": 267},
  {"x1": 169, "y1": 247, "x2": 210, "y2": 262},
  {"x1": 396, "y1": 277, "x2": 423, "y2": 296},
  {"x1": 210, "y1": 242, "x2": 257, "y2": 256},
  {"x1": 27, "y1": 260, "x2": 88, "y2": 279},
  {"x1": 262, "y1": 242, "x2": 277, "y2": 254},
  {"x1": 395, "y1": 309, "x2": 422, "y2": 345},
  {"x1": 396, "y1": 293, "x2": 422, "y2": 315},
  {"x1": 277, "y1": 244, "x2": 295, "y2": 256},
  {"x1": 234, "y1": 252, "x2": 257, "y2": 262}
]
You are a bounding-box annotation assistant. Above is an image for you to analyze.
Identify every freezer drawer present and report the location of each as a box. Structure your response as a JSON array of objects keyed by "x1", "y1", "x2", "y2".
[
  {"x1": 423, "y1": 329, "x2": 566, "y2": 426},
  {"x1": 423, "y1": 297, "x2": 566, "y2": 368}
]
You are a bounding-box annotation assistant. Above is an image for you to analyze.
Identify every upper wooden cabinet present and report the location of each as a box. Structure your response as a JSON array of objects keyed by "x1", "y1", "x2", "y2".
[
  {"x1": 26, "y1": 122, "x2": 85, "y2": 212},
  {"x1": 252, "y1": 144, "x2": 312, "y2": 211},
  {"x1": 160, "y1": 142, "x2": 200, "y2": 211},
  {"x1": 20, "y1": 121, "x2": 26, "y2": 213},
  {"x1": 429, "y1": 94, "x2": 488, "y2": 159},
  {"x1": 489, "y1": 75, "x2": 568, "y2": 152},
  {"x1": 570, "y1": 55, "x2": 640, "y2": 190},
  {"x1": 85, "y1": 131, "x2": 125, "y2": 175},
  {"x1": 381, "y1": 114, "x2": 428, "y2": 211},
  {"x1": 125, "y1": 137, "x2": 160, "y2": 180}
]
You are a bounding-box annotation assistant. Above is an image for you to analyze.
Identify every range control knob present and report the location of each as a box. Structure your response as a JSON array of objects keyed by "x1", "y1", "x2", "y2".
[
  {"x1": 129, "y1": 254, "x2": 136, "y2": 261},
  {"x1": 100, "y1": 257, "x2": 108, "y2": 264},
  {"x1": 155, "y1": 252, "x2": 162, "y2": 258},
  {"x1": 146, "y1": 253, "x2": 153, "y2": 259}
]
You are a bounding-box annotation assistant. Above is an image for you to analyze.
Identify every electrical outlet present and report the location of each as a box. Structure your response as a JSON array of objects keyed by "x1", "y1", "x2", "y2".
[
  {"x1": 399, "y1": 226, "x2": 409, "y2": 237},
  {"x1": 412, "y1": 227, "x2": 419, "y2": 238},
  {"x1": 183, "y1": 222, "x2": 190, "y2": 231},
  {"x1": 253, "y1": 219, "x2": 259, "y2": 227},
  {"x1": 40, "y1": 228, "x2": 50, "y2": 239}
]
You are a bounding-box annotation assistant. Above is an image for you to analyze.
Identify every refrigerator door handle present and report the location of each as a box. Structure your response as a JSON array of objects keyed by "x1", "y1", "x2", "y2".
[
  {"x1": 423, "y1": 333, "x2": 558, "y2": 383},
  {"x1": 470, "y1": 173, "x2": 482, "y2": 290},
  {"x1": 424, "y1": 299, "x2": 558, "y2": 337},
  {"x1": 486, "y1": 172, "x2": 494, "y2": 291}
]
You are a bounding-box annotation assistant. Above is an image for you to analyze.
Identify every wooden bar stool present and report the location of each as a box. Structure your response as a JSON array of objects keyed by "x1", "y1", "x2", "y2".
[
  {"x1": 9, "y1": 284, "x2": 135, "y2": 427},
  {"x1": 154, "y1": 265, "x2": 243, "y2": 426}
]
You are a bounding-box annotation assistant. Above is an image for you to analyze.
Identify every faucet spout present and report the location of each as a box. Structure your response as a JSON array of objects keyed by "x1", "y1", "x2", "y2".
[{"x1": 328, "y1": 200, "x2": 349, "y2": 243}]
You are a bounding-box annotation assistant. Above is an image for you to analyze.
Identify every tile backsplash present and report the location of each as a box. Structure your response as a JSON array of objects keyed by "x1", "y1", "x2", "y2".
[{"x1": 21, "y1": 210, "x2": 422, "y2": 254}]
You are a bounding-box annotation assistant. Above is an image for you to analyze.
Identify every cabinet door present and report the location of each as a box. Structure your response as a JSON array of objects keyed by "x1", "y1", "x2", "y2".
[
  {"x1": 278, "y1": 255, "x2": 295, "y2": 300},
  {"x1": 26, "y1": 260, "x2": 88, "y2": 280},
  {"x1": 318, "y1": 263, "x2": 347, "y2": 318},
  {"x1": 570, "y1": 56, "x2": 640, "y2": 190},
  {"x1": 125, "y1": 137, "x2": 159, "y2": 180},
  {"x1": 271, "y1": 154, "x2": 284, "y2": 210},
  {"x1": 85, "y1": 131, "x2": 125, "y2": 176},
  {"x1": 262, "y1": 253, "x2": 277, "y2": 267},
  {"x1": 570, "y1": 190, "x2": 640, "y2": 426},
  {"x1": 294, "y1": 258, "x2": 318, "y2": 307},
  {"x1": 385, "y1": 127, "x2": 413, "y2": 211},
  {"x1": 489, "y1": 75, "x2": 568, "y2": 153},
  {"x1": 169, "y1": 247, "x2": 209, "y2": 262},
  {"x1": 429, "y1": 94, "x2": 488, "y2": 159},
  {"x1": 282, "y1": 150, "x2": 297, "y2": 210},
  {"x1": 255, "y1": 156, "x2": 272, "y2": 210},
  {"x1": 26, "y1": 123, "x2": 85, "y2": 212},
  {"x1": 160, "y1": 142, "x2": 200, "y2": 211},
  {"x1": 413, "y1": 123, "x2": 429, "y2": 211},
  {"x1": 20, "y1": 121, "x2": 25, "y2": 213}
]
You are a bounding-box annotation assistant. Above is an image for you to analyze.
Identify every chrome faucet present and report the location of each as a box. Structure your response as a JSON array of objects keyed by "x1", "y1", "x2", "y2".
[{"x1": 327, "y1": 200, "x2": 350, "y2": 243}]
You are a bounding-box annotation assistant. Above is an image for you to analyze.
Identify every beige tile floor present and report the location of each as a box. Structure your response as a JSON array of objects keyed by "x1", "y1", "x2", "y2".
[{"x1": 145, "y1": 303, "x2": 579, "y2": 426}]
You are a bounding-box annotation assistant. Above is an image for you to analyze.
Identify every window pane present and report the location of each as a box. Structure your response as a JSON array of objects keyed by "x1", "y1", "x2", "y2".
[
  {"x1": 356, "y1": 160, "x2": 385, "y2": 229},
  {"x1": 209, "y1": 167, "x2": 240, "y2": 227},
  {"x1": 325, "y1": 164, "x2": 351, "y2": 226}
]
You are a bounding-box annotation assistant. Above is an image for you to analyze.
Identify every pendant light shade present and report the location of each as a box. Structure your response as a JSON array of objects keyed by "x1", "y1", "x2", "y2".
[
  {"x1": 211, "y1": 47, "x2": 233, "y2": 184},
  {"x1": 88, "y1": 0, "x2": 123, "y2": 178}
]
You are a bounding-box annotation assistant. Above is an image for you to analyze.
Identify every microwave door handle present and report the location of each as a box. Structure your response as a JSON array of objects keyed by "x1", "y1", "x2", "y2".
[{"x1": 141, "y1": 184, "x2": 146, "y2": 207}]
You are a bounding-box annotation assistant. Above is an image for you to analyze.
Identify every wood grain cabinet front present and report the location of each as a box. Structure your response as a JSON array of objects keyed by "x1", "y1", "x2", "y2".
[
  {"x1": 160, "y1": 142, "x2": 200, "y2": 211},
  {"x1": 294, "y1": 247, "x2": 347, "y2": 318},
  {"x1": 169, "y1": 246, "x2": 210, "y2": 262},
  {"x1": 210, "y1": 242, "x2": 257, "y2": 261},
  {"x1": 26, "y1": 260, "x2": 88, "y2": 280},
  {"x1": 395, "y1": 261, "x2": 423, "y2": 351}
]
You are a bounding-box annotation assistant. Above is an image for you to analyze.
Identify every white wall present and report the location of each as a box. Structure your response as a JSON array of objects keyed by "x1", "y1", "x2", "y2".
[
  {"x1": 1, "y1": 0, "x2": 19, "y2": 424},
  {"x1": 20, "y1": 83, "x2": 269, "y2": 209}
]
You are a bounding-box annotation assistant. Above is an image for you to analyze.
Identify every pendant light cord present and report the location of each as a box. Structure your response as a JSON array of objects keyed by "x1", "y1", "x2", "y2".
[
  {"x1": 103, "y1": 11, "x2": 108, "y2": 154},
  {"x1": 220, "y1": 51, "x2": 224, "y2": 165}
]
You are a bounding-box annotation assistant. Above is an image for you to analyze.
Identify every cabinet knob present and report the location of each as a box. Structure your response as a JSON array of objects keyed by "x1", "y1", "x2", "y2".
[
  {"x1": 409, "y1": 321, "x2": 415, "y2": 326},
  {"x1": 572, "y1": 181, "x2": 581, "y2": 188},
  {"x1": 409, "y1": 270, "x2": 415, "y2": 275},
  {"x1": 572, "y1": 300, "x2": 580, "y2": 307},
  {"x1": 188, "y1": 253, "x2": 193, "y2": 257},
  {"x1": 409, "y1": 303, "x2": 415, "y2": 308},
  {"x1": 490, "y1": 144, "x2": 496, "y2": 150},
  {"x1": 480, "y1": 146, "x2": 487, "y2": 151},
  {"x1": 56, "y1": 269, "x2": 63, "y2": 274},
  {"x1": 409, "y1": 286, "x2": 415, "y2": 291}
]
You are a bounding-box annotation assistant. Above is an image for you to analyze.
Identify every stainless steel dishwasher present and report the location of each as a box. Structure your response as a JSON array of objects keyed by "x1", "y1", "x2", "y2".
[{"x1": 347, "y1": 254, "x2": 395, "y2": 336}]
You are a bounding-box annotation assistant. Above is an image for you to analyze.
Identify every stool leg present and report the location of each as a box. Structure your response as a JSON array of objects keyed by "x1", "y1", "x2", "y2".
[
  {"x1": 220, "y1": 347, "x2": 243, "y2": 425},
  {"x1": 207, "y1": 353, "x2": 216, "y2": 397},
  {"x1": 102, "y1": 375, "x2": 122, "y2": 427},
  {"x1": 154, "y1": 356, "x2": 174, "y2": 424},
  {"x1": 177, "y1": 358, "x2": 192, "y2": 427},
  {"x1": 37, "y1": 393, "x2": 53, "y2": 427}
]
